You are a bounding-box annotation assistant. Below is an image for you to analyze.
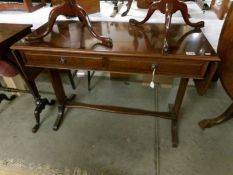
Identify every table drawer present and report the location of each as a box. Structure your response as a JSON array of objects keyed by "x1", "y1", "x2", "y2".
[
  {"x1": 23, "y1": 52, "x2": 103, "y2": 70},
  {"x1": 108, "y1": 58, "x2": 209, "y2": 78},
  {"x1": 22, "y1": 52, "x2": 209, "y2": 78}
]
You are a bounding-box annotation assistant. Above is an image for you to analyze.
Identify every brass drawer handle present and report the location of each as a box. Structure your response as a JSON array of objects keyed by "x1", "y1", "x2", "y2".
[
  {"x1": 59, "y1": 57, "x2": 66, "y2": 64},
  {"x1": 150, "y1": 64, "x2": 157, "y2": 89}
]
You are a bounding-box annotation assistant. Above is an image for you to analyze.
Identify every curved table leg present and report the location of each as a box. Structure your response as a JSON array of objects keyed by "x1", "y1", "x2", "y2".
[
  {"x1": 129, "y1": 0, "x2": 204, "y2": 28},
  {"x1": 26, "y1": 5, "x2": 63, "y2": 40},
  {"x1": 32, "y1": 98, "x2": 56, "y2": 133},
  {"x1": 11, "y1": 50, "x2": 56, "y2": 133},
  {"x1": 121, "y1": 0, "x2": 133, "y2": 16},
  {"x1": 75, "y1": 6, "x2": 113, "y2": 47},
  {"x1": 199, "y1": 103, "x2": 233, "y2": 129},
  {"x1": 0, "y1": 94, "x2": 16, "y2": 103},
  {"x1": 177, "y1": 1, "x2": 204, "y2": 28},
  {"x1": 26, "y1": 0, "x2": 113, "y2": 48},
  {"x1": 24, "y1": 79, "x2": 56, "y2": 133},
  {"x1": 129, "y1": 2, "x2": 160, "y2": 26}
]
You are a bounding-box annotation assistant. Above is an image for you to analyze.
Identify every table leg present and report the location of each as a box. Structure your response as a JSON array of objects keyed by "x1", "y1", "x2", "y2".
[
  {"x1": 11, "y1": 50, "x2": 56, "y2": 133},
  {"x1": 129, "y1": 0, "x2": 204, "y2": 28},
  {"x1": 48, "y1": 71, "x2": 189, "y2": 147},
  {"x1": 199, "y1": 103, "x2": 233, "y2": 129},
  {"x1": 49, "y1": 69, "x2": 76, "y2": 131},
  {"x1": 110, "y1": 0, "x2": 119, "y2": 17},
  {"x1": 33, "y1": 97, "x2": 55, "y2": 133},
  {"x1": 26, "y1": 0, "x2": 113, "y2": 48},
  {"x1": 24, "y1": 79, "x2": 55, "y2": 133},
  {"x1": 113, "y1": 0, "x2": 119, "y2": 12},
  {"x1": 1, "y1": 78, "x2": 54, "y2": 133},
  {"x1": 0, "y1": 93, "x2": 16, "y2": 103},
  {"x1": 121, "y1": 0, "x2": 133, "y2": 16},
  {"x1": 170, "y1": 78, "x2": 189, "y2": 147}
]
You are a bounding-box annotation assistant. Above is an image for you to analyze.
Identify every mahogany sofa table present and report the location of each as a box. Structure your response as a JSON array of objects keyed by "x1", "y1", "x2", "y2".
[{"x1": 11, "y1": 20, "x2": 220, "y2": 147}]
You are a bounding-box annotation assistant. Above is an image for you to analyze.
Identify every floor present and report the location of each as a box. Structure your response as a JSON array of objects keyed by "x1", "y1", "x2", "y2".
[
  {"x1": 0, "y1": 72, "x2": 232, "y2": 175},
  {"x1": 0, "y1": 1, "x2": 232, "y2": 175}
]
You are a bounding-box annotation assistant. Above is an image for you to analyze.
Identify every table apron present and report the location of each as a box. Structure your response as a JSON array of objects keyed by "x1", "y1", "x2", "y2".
[{"x1": 21, "y1": 51, "x2": 211, "y2": 79}]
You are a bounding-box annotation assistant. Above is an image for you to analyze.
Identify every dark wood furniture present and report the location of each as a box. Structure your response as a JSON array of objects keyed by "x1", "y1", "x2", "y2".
[
  {"x1": 129, "y1": 0, "x2": 204, "y2": 31},
  {"x1": 0, "y1": 23, "x2": 55, "y2": 131},
  {"x1": 26, "y1": 0, "x2": 112, "y2": 48},
  {"x1": 12, "y1": 21, "x2": 219, "y2": 147},
  {"x1": 0, "y1": 23, "x2": 32, "y2": 102},
  {"x1": 199, "y1": 2, "x2": 233, "y2": 129},
  {"x1": 111, "y1": 0, "x2": 205, "y2": 20},
  {"x1": 210, "y1": 0, "x2": 229, "y2": 19},
  {"x1": 0, "y1": 24, "x2": 32, "y2": 57},
  {"x1": 0, "y1": 0, "x2": 45, "y2": 12},
  {"x1": 137, "y1": 0, "x2": 153, "y2": 8}
]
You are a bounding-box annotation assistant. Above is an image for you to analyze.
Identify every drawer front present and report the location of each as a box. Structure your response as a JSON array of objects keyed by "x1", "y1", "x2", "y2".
[
  {"x1": 23, "y1": 53, "x2": 103, "y2": 70},
  {"x1": 22, "y1": 52, "x2": 209, "y2": 78},
  {"x1": 108, "y1": 58, "x2": 209, "y2": 78}
]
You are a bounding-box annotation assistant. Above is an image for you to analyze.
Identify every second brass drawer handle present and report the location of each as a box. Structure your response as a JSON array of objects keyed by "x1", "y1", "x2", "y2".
[
  {"x1": 59, "y1": 57, "x2": 66, "y2": 64},
  {"x1": 150, "y1": 64, "x2": 157, "y2": 89}
]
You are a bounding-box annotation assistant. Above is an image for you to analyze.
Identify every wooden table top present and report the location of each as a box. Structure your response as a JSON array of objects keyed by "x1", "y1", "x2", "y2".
[
  {"x1": 13, "y1": 20, "x2": 219, "y2": 61},
  {"x1": 0, "y1": 23, "x2": 32, "y2": 46},
  {"x1": 0, "y1": 23, "x2": 32, "y2": 59}
]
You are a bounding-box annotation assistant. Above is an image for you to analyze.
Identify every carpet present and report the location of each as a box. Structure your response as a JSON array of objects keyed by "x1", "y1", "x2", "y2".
[{"x1": 0, "y1": 75, "x2": 159, "y2": 175}]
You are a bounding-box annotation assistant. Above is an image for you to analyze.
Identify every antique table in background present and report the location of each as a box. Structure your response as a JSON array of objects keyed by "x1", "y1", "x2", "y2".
[
  {"x1": 11, "y1": 21, "x2": 220, "y2": 147},
  {"x1": 0, "y1": 23, "x2": 31, "y2": 57},
  {"x1": 0, "y1": 23, "x2": 31, "y2": 101},
  {"x1": 0, "y1": 0, "x2": 45, "y2": 12},
  {"x1": 199, "y1": 2, "x2": 233, "y2": 129},
  {"x1": 0, "y1": 23, "x2": 55, "y2": 123}
]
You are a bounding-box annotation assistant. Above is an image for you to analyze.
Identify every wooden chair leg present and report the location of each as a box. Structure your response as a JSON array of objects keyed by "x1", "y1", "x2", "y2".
[
  {"x1": 67, "y1": 70, "x2": 95, "y2": 91},
  {"x1": 121, "y1": 0, "x2": 133, "y2": 16},
  {"x1": 88, "y1": 71, "x2": 95, "y2": 91},
  {"x1": 67, "y1": 70, "x2": 76, "y2": 90}
]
